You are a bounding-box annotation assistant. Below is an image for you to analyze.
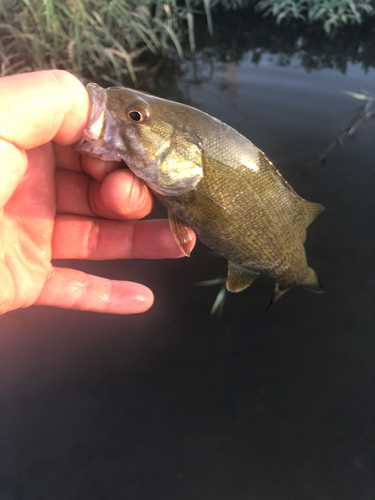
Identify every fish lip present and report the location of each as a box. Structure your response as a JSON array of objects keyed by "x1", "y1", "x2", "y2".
[
  {"x1": 74, "y1": 83, "x2": 122, "y2": 162},
  {"x1": 84, "y1": 83, "x2": 106, "y2": 141},
  {"x1": 74, "y1": 83, "x2": 105, "y2": 150}
]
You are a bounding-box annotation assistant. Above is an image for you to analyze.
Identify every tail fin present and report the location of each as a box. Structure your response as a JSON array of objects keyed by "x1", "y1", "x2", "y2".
[
  {"x1": 267, "y1": 267, "x2": 323, "y2": 310},
  {"x1": 266, "y1": 283, "x2": 288, "y2": 310},
  {"x1": 300, "y1": 267, "x2": 324, "y2": 293}
]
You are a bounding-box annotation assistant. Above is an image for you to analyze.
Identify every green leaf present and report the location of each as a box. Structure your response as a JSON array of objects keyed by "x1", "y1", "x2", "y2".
[
  {"x1": 203, "y1": 0, "x2": 214, "y2": 35},
  {"x1": 343, "y1": 91, "x2": 373, "y2": 101},
  {"x1": 195, "y1": 278, "x2": 226, "y2": 287},
  {"x1": 211, "y1": 285, "x2": 227, "y2": 316}
]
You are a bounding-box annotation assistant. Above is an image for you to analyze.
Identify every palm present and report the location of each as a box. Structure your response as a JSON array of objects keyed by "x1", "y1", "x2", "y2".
[{"x1": 0, "y1": 144, "x2": 55, "y2": 312}]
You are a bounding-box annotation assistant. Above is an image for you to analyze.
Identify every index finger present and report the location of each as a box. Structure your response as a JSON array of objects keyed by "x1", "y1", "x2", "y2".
[{"x1": 0, "y1": 70, "x2": 90, "y2": 149}]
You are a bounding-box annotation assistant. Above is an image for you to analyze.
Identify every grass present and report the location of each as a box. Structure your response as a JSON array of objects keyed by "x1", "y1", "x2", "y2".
[{"x1": 0, "y1": 0, "x2": 213, "y2": 81}]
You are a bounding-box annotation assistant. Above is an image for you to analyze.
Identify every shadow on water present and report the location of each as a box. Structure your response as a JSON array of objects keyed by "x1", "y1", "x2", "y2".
[{"x1": 1, "y1": 10, "x2": 375, "y2": 500}]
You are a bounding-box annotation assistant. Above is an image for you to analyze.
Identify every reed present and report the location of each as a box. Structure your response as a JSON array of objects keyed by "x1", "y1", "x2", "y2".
[{"x1": 0, "y1": 0, "x2": 210, "y2": 80}]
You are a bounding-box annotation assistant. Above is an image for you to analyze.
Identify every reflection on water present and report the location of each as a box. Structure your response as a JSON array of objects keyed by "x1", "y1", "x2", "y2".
[
  {"x1": 128, "y1": 10, "x2": 375, "y2": 100},
  {"x1": 1, "y1": 12, "x2": 375, "y2": 500},
  {"x1": 197, "y1": 10, "x2": 375, "y2": 73}
]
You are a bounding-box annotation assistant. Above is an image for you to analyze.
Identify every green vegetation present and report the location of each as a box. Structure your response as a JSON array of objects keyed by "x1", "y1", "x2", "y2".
[
  {"x1": 256, "y1": 0, "x2": 374, "y2": 33},
  {"x1": 0, "y1": 0, "x2": 213, "y2": 81},
  {"x1": 196, "y1": 277, "x2": 227, "y2": 316},
  {"x1": 316, "y1": 90, "x2": 375, "y2": 163},
  {"x1": 1, "y1": 0, "x2": 374, "y2": 81}
]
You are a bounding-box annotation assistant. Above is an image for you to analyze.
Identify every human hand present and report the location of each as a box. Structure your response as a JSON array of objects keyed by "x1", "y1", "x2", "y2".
[{"x1": 0, "y1": 70, "x2": 195, "y2": 315}]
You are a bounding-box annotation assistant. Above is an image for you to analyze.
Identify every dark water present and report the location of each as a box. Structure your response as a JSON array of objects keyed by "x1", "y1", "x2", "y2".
[{"x1": 1, "y1": 14, "x2": 375, "y2": 500}]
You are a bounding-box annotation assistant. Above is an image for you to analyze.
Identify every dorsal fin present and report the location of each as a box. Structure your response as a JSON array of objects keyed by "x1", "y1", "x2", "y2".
[
  {"x1": 226, "y1": 263, "x2": 259, "y2": 293},
  {"x1": 301, "y1": 199, "x2": 324, "y2": 228}
]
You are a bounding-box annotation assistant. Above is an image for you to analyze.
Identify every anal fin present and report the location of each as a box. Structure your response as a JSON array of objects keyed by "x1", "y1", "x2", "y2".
[
  {"x1": 168, "y1": 210, "x2": 195, "y2": 257},
  {"x1": 226, "y1": 262, "x2": 259, "y2": 293}
]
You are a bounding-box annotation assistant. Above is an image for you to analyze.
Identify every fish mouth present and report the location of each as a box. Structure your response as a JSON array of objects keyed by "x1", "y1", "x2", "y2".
[
  {"x1": 74, "y1": 83, "x2": 122, "y2": 162},
  {"x1": 85, "y1": 83, "x2": 106, "y2": 141}
]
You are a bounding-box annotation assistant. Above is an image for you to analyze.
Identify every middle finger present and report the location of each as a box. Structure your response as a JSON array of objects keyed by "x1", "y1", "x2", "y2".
[{"x1": 56, "y1": 168, "x2": 154, "y2": 221}]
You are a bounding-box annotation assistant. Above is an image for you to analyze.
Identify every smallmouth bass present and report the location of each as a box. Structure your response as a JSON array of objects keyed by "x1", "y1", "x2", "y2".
[{"x1": 75, "y1": 84, "x2": 324, "y2": 305}]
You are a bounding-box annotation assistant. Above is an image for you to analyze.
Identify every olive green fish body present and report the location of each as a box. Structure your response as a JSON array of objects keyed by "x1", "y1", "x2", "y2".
[
  {"x1": 157, "y1": 151, "x2": 311, "y2": 291},
  {"x1": 75, "y1": 84, "x2": 324, "y2": 304}
]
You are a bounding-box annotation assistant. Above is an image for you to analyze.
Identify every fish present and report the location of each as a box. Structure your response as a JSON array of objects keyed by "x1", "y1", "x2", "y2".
[{"x1": 75, "y1": 83, "x2": 324, "y2": 305}]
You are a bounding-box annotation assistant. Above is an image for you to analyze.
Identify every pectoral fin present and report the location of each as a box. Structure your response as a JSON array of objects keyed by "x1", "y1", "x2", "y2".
[
  {"x1": 168, "y1": 210, "x2": 195, "y2": 257},
  {"x1": 157, "y1": 131, "x2": 203, "y2": 193},
  {"x1": 226, "y1": 263, "x2": 259, "y2": 293},
  {"x1": 196, "y1": 184, "x2": 226, "y2": 210}
]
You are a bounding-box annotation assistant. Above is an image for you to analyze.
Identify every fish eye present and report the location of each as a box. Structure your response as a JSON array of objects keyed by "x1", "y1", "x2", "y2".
[
  {"x1": 129, "y1": 111, "x2": 142, "y2": 121},
  {"x1": 126, "y1": 105, "x2": 149, "y2": 123}
]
